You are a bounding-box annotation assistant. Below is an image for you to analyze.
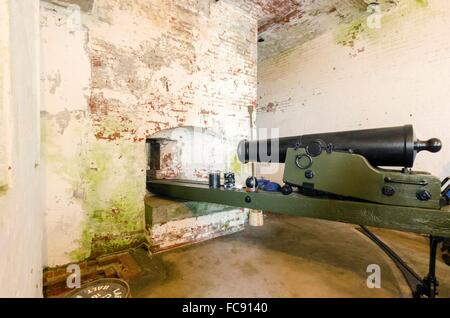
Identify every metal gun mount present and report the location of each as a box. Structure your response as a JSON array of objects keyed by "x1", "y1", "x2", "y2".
[
  {"x1": 148, "y1": 125, "x2": 450, "y2": 298},
  {"x1": 238, "y1": 125, "x2": 443, "y2": 209}
]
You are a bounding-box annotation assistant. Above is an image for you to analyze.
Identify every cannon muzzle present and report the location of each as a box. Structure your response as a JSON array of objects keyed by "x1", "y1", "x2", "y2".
[{"x1": 237, "y1": 125, "x2": 441, "y2": 167}]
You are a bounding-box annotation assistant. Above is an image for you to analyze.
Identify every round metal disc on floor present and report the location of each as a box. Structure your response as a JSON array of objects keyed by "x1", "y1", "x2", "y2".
[{"x1": 64, "y1": 278, "x2": 130, "y2": 298}]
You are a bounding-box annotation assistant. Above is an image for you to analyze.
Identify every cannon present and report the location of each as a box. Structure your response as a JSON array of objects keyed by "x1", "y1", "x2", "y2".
[
  {"x1": 237, "y1": 125, "x2": 442, "y2": 167},
  {"x1": 147, "y1": 124, "x2": 449, "y2": 297},
  {"x1": 237, "y1": 125, "x2": 444, "y2": 209}
]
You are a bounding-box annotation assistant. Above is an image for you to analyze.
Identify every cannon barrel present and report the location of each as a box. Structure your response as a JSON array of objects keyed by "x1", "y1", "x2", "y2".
[{"x1": 237, "y1": 125, "x2": 441, "y2": 167}]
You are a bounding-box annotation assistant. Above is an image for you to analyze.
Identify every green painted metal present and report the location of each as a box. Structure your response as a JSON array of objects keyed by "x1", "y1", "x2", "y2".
[
  {"x1": 283, "y1": 149, "x2": 441, "y2": 209},
  {"x1": 147, "y1": 179, "x2": 450, "y2": 238}
]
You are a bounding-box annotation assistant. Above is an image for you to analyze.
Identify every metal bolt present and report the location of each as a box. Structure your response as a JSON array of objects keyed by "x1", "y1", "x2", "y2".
[
  {"x1": 416, "y1": 190, "x2": 432, "y2": 201},
  {"x1": 305, "y1": 170, "x2": 314, "y2": 179},
  {"x1": 382, "y1": 186, "x2": 395, "y2": 197}
]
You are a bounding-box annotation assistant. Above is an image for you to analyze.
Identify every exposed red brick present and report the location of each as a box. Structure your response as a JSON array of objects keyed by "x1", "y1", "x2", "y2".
[{"x1": 95, "y1": 131, "x2": 121, "y2": 142}]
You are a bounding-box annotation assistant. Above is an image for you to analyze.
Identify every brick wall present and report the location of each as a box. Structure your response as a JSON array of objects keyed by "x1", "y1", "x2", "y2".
[{"x1": 40, "y1": 0, "x2": 257, "y2": 266}]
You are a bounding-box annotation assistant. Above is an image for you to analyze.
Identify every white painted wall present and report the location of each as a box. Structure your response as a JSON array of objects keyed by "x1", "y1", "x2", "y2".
[
  {"x1": 0, "y1": 1, "x2": 10, "y2": 190},
  {"x1": 0, "y1": 0, "x2": 44, "y2": 297},
  {"x1": 257, "y1": 0, "x2": 450, "y2": 182}
]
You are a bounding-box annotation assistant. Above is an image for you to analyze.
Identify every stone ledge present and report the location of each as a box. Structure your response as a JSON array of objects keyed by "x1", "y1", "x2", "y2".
[
  {"x1": 145, "y1": 193, "x2": 238, "y2": 227},
  {"x1": 145, "y1": 193, "x2": 248, "y2": 253}
]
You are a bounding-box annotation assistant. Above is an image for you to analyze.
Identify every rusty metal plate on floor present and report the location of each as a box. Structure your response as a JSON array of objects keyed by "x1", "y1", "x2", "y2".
[{"x1": 64, "y1": 278, "x2": 130, "y2": 298}]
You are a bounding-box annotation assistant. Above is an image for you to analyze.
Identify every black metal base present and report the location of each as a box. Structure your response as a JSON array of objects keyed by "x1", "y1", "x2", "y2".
[{"x1": 359, "y1": 226, "x2": 444, "y2": 298}]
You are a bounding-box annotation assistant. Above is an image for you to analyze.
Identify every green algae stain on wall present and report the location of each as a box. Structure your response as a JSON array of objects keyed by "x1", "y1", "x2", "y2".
[
  {"x1": 230, "y1": 154, "x2": 241, "y2": 176},
  {"x1": 335, "y1": 0, "x2": 430, "y2": 48},
  {"x1": 415, "y1": 0, "x2": 428, "y2": 8},
  {"x1": 0, "y1": 185, "x2": 8, "y2": 197},
  {"x1": 69, "y1": 139, "x2": 146, "y2": 260},
  {"x1": 42, "y1": 113, "x2": 146, "y2": 262},
  {"x1": 336, "y1": 18, "x2": 366, "y2": 48}
]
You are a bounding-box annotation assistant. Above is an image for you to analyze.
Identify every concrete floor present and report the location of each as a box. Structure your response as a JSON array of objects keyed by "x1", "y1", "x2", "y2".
[{"x1": 129, "y1": 213, "x2": 450, "y2": 298}]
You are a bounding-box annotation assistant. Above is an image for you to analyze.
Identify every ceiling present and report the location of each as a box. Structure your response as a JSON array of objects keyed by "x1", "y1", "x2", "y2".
[{"x1": 224, "y1": 0, "x2": 400, "y2": 61}]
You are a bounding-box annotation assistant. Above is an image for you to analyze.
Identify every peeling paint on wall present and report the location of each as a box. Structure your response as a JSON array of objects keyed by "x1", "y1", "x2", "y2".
[
  {"x1": 229, "y1": 0, "x2": 430, "y2": 61},
  {"x1": 227, "y1": 0, "x2": 381, "y2": 61},
  {"x1": 41, "y1": 0, "x2": 257, "y2": 266}
]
